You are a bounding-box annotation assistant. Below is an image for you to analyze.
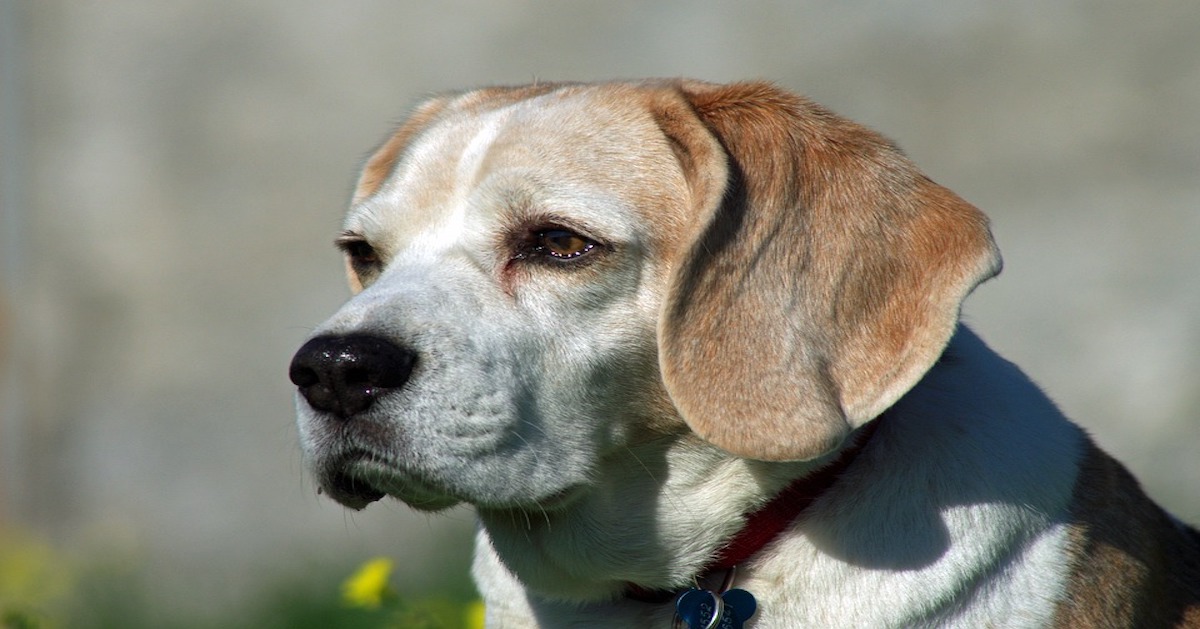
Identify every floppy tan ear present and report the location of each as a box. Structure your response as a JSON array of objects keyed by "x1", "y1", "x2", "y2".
[{"x1": 655, "y1": 81, "x2": 1002, "y2": 462}]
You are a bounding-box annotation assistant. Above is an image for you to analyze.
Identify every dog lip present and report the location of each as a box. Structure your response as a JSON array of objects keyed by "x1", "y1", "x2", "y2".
[
  {"x1": 319, "y1": 450, "x2": 584, "y2": 513},
  {"x1": 318, "y1": 450, "x2": 390, "y2": 509},
  {"x1": 321, "y1": 450, "x2": 461, "y2": 512},
  {"x1": 324, "y1": 468, "x2": 386, "y2": 510}
]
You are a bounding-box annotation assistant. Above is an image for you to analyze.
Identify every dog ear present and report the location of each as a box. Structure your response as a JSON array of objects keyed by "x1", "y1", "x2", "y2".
[{"x1": 655, "y1": 81, "x2": 1002, "y2": 462}]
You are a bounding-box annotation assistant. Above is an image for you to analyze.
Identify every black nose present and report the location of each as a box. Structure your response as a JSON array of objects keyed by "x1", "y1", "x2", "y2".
[{"x1": 289, "y1": 334, "x2": 416, "y2": 419}]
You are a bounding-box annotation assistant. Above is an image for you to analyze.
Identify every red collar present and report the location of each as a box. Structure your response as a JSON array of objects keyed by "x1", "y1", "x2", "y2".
[{"x1": 626, "y1": 417, "x2": 881, "y2": 603}]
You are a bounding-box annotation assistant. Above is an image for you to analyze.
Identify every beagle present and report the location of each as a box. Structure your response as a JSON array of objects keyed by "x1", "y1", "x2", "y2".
[{"x1": 290, "y1": 80, "x2": 1200, "y2": 627}]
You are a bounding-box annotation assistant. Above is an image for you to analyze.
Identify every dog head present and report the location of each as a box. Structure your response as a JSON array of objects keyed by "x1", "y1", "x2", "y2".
[{"x1": 290, "y1": 80, "x2": 1000, "y2": 513}]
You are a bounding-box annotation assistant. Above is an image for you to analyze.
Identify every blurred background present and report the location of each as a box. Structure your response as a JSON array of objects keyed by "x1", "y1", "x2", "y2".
[{"x1": 1, "y1": 0, "x2": 1197, "y2": 626}]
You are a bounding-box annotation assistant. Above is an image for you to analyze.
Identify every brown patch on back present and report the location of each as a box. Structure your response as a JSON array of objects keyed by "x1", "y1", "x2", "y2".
[{"x1": 1053, "y1": 441, "x2": 1200, "y2": 627}]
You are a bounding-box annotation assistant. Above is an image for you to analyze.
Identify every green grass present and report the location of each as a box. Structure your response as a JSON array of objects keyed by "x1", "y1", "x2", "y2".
[{"x1": 1, "y1": 530, "x2": 481, "y2": 629}]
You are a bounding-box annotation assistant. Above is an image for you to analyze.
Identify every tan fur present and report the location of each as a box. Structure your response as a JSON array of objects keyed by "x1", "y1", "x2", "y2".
[
  {"x1": 352, "y1": 98, "x2": 451, "y2": 206},
  {"x1": 656, "y1": 81, "x2": 1001, "y2": 461},
  {"x1": 1053, "y1": 441, "x2": 1200, "y2": 627},
  {"x1": 350, "y1": 82, "x2": 578, "y2": 207}
]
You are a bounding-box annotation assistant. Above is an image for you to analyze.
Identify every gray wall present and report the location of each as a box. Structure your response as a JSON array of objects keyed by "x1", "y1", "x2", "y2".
[{"x1": 2, "y1": 0, "x2": 1198, "y2": 618}]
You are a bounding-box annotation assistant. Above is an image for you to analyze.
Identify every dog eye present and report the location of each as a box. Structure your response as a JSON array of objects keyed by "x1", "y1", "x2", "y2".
[
  {"x1": 343, "y1": 240, "x2": 379, "y2": 264},
  {"x1": 533, "y1": 229, "x2": 596, "y2": 260},
  {"x1": 335, "y1": 233, "x2": 382, "y2": 272}
]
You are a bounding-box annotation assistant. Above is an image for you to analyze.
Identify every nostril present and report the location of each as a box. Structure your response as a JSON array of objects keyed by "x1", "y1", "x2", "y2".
[
  {"x1": 289, "y1": 334, "x2": 417, "y2": 419},
  {"x1": 288, "y1": 363, "x2": 319, "y2": 388}
]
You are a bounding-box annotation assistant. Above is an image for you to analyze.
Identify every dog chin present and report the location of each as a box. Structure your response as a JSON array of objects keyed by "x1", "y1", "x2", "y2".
[
  {"x1": 473, "y1": 484, "x2": 586, "y2": 517},
  {"x1": 390, "y1": 491, "x2": 462, "y2": 512}
]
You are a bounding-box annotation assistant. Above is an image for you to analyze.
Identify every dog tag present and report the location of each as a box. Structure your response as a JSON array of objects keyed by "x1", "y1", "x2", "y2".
[
  {"x1": 674, "y1": 587, "x2": 757, "y2": 629},
  {"x1": 718, "y1": 589, "x2": 757, "y2": 627},
  {"x1": 675, "y1": 588, "x2": 723, "y2": 629}
]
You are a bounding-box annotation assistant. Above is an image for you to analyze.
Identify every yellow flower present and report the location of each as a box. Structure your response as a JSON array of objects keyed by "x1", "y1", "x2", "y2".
[{"x1": 340, "y1": 557, "x2": 395, "y2": 609}]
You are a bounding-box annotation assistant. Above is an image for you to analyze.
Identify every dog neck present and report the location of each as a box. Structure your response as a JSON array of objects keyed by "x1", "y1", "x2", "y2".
[{"x1": 625, "y1": 416, "x2": 884, "y2": 603}]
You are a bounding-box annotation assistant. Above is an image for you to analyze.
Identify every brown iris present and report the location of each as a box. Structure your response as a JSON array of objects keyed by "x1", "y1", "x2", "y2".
[{"x1": 535, "y1": 229, "x2": 595, "y2": 260}]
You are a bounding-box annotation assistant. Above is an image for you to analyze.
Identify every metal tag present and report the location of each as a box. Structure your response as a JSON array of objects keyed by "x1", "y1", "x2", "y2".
[{"x1": 674, "y1": 587, "x2": 756, "y2": 629}]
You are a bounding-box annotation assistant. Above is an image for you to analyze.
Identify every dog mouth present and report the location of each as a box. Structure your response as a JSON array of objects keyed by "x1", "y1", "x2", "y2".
[
  {"x1": 318, "y1": 452, "x2": 460, "y2": 512},
  {"x1": 321, "y1": 467, "x2": 387, "y2": 509},
  {"x1": 317, "y1": 450, "x2": 587, "y2": 514}
]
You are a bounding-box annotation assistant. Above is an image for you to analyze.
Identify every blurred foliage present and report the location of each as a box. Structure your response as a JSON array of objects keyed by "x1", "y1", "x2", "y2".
[
  {"x1": 0, "y1": 530, "x2": 481, "y2": 629},
  {"x1": 1, "y1": 529, "x2": 72, "y2": 629}
]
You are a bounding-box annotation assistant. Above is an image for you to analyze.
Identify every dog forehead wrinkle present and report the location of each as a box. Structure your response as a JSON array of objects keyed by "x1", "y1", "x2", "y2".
[
  {"x1": 354, "y1": 86, "x2": 684, "y2": 271},
  {"x1": 456, "y1": 107, "x2": 511, "y2": 187},
  {"x1": 393, "y1": 89, "x2": 688, "y2": 249},
  {"x1": 487, "y1": 91, "x2": 676, "y2": 177},
  {"x1": 349, "y1": 111, "x2": 506, "y2": 254},
  {"x1": 469, "y1": 98, "x2": 689, "y2": 256}
]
